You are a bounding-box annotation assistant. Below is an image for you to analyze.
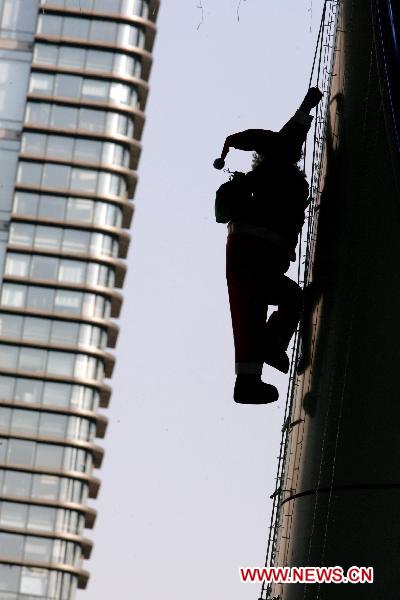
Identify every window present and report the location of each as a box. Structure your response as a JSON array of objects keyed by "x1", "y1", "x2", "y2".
[
  {"x1": 40, "y1": 413, "x2": 67, "y2": 438},
  {"x1": 42, "y1": 163, "x2": 70, "y2": 189},
  {"x1": 38, "y1": 194, "x2": 66, "y2": 220},
  {"x1": 3, "y1": 470, "x2": 31, "y2": 497},
  {"x1": 81, "y1": 78, "x2": 108, "y2": 101},
  {"x1": 0, "y1": 564, "x2": 20, "y2": 593},
  {"x1": 70, "y1": 168, "x2": 97, "y2": 193},
  {"x1": 51, "y1": 321, "x2": 79, "y2": 345},
  {"x1": 55, "y1": 74, "x2": 81, "y2": 98},
  {"x1": 24, "y1": 536, "x2": 52, "y2": 562},
  {"x1": 58, "y1": 45, "x2": 85, "y2": 70},
  {"x1": 31, "y1": 474, "x2": 60, "y2": 500},
  {"x1": 0, "y1": 375, "x2": 15, "y2": 400},
  {"x1": 20, "y1": 566, "x2": 48, "y2": 596},
  {"x1": 75, "y1": 138, "x2": 102, "y2": 163},
  {"x1": 28, "y1": 505, "x2": 56, "y2": 532},
  {"x1": 7, "y1": 439, "x2": 35, "y2": 466},
  {"x1": 26, "y1": 286, "x2": 54, "y2": 311},
  {"x1": 47, "y1": 351, "x2": 74, "y2": 377},
  {"x1": 0, "y1": 406, "x2": 11, "y2": 430},
  {"x1": 38, "y1": 14, "x2": 63, "y2": 36},
  {"x1": 86, "y1": 49, "x2": 113, "y2": 72},
  {"x1": 21, "y1": 132, "x2": 46, "y2": 155},
  {"x1": 6, "y1": 253, "x2": 30, "y2": 277},
  {"x1": 34, "y1": 43, "x2": 58, "y2": 66},
  {"x1": 29, "y1": 72, "x2": 54, "y2": 95},
  {"x1": 0, "y1": 501, "x2": 28, "y2": 528},
  {"x1": 15, "y1": 378, "x2": 44, "y2": 404},
  {"x1": 9, "y1": 223, "x2": 34, "y2": 247},
  {"x1": 54, "y1": 289, "x2": 82, "y2": 314},
  {"x1": 35, "y1": 225, "x2": 63, "y2": 250},
  {"x1": 11, "y1": 409, "x2": 40, "y2": 435},
  {"x1": 30, "y1": 255, "x2": 58, "y2": 281},
  {"x1": 62, "y1": 17, "x2": 90, "y2": 40},
  {"x1": 110, "y1": 82, "x2": 130, "y2": 104},
  {"x1": 36, "y1": 443, "x2": 63, "y2": 469},
  {"x1": 79, "y1": 108, "x2": 105, "y2": 133},
  {"x1": 59, "y1": 259, "x2": 86, "y2": 284},
  {"x1": 13, "y1": 192, "x2": 39, "y2": 216},
  {"x1": 42, "y1": 382, "x2": 71, "y2": 407},
  {"x1": 0, "y1": 344, "x2": 18, "y2": 369},
  {"x1": 51, "y1": 104, "x2": 78, "y2": 129},
  {"x1": 3, "y1": 287, "x2": 19, "y2": 311},
  {"x1": 23, "y1": 317, "x2": 51, "y2": 343},
  {"x1": 47, "y1": 135, "x2": 74, "y2": 160},
  {"x1": 25, "y1": 102, "x2": 51, "y2": 126},
  {"x1": 17, "y1": 161, "x2": 42, "y2": 186},
  {"x1": 0, "y1": 533, "x2": 24, "y2": 560},
  {"x1": 19, "y1": 347, "x2": 46, "y2": 373},
  {"x1": 63, "y1": 229, "x2": 90, "y2": 253},
  {"x1": 90, "y1": 19, "x2": 117, "y2": 43},
  {"x1": 0, "y1": 314, "x2": 23, "y2": 338}
]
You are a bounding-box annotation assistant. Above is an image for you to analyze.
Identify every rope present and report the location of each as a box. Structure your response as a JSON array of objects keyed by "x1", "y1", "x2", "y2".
[{"x1": 258, "y1": 3, "x2": 340, "y2": 598}]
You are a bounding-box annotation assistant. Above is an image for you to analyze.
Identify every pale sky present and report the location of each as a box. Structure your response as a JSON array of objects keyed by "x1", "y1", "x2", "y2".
[{"x1": 77, "y1": 2, "x2": 324, "y2": 599}]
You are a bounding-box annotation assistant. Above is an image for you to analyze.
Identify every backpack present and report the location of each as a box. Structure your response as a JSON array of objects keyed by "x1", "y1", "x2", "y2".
[{"x1": 215, "y1": 171, "x2": 250, "y2": 223}]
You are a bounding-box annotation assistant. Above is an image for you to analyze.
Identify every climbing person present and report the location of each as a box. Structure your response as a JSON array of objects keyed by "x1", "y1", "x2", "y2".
[{"x1": 213, "y1": 87, "x2": 323, "y2": 405}]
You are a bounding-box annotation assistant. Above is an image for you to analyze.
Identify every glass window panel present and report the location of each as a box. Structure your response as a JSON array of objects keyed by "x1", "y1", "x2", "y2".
[
  {"x1": 0, "y1": 314, "x2": 23, "y2": 338},
  {"x1": 0, "y1": 344, "x2": 18, "y2": 369},
  {"x1": 51, "y1": 321, "x2": 79, "y2": 345},
  {"x1": 0, "y1": 502, "x2": 28, "y2": 528},
  {"x1": 20, "y1": 566, "x2": 48, "y2": 596},
  {"x1": 51, "y1": 104, "x2": 78, "y2": 130},
  {"x1": 59, "y1": 259, "x2": 85, "y2": 283},
  {"x1": 63, "y1": 16, "x2": 90, "y2": 39},
  {"x1": 0, "y1": 533, "x2": 24, "y2": 560},
  {"x1": 66, "y1": 197, "x2": 94, "y2": 222},
  {"x1": 43, "y1": 382, "x2": 70, "y2": 407},
  {"x1": 34, "y1": 43, "x2": 58, "y2": 66},
  {"x1": 35, "y1": 225, "x2": 63, "y2": 250},
  {"x1": 54, "y1": 289, "x2": 82, "y2": 314},
  {"x1": 70, "y1": 168, "x2": 97, "y2": 193},
  {"x1": 15, "y1": 378, "x2": 43, "y2": 405},
  {"x1": 78, "y1": 108, "x2": 105, "y2": 133},
  {"x1": 86, "y1": 49, "x2": 113, "y2": 72},
  {"x1": 28, "y1": 505, "x2": 56, "y2": 532},
  {"x1": 38, "y1": 194, "x2": 66, "y2": 220},
  {"x1": 114, "y1": 53, "x2": 134, "y2": 77},
  {"x1": 47, "y1": 351, "x2": 74, "y2": 376},
  {"x1": 0, "y1": 406, "x2": 11, "y2": 430},
  {"x1": 3, "y1": 470, "x2": 31, "y2": 497},
  {"x1": 0, "y1": 375, "x2": 15, "y2": 400},
  {"x1": 109, "y1": 82, "x2": 129, "y2": 104},
  {"x1": 29, "y1": 72, "x2": 54, "y2": 95},
  {"x1": 38, "y1": 14, "x2": 63, "y2": 36},
  {"x1": 25, "y1": 102, "x2": 51, "y2": 126},
  {"x1": 55, "y1": 74, "x2": 81, "y2": 98},
  {"x1": 30, "y1": 255, "x2": 58, "y2": 281},
  {"x1": 47, "y1": 135, "x2": 74, "y2": 160},
  {"x1": 17, "y1": 161, "x2": 42, "y2": 186},
  {"x1": 19, "y1": 347, "x2": 46, "y2": 373},
  {"x1": 81, "y1": 78, "x2": 109, "y2": 101},
  {"x1": 74, "y1": 138, "x2": 101, "y2": 163},
  {"x1": 0, "y1": 284, "x2": 26, "y2": 308},
  {"x1": 24, "y1": 536, "x2": 52, "y2": 562},
  {"x1": 7, "y1": 439, "x2": 35, "y2": 466},
  {"x1": 26, "y1": 286, "x2": 54, "y2": 311},
  {"x1": 58, "y1": 45, "x2": 85, "y2": 70},
  {"x1": 23, "y1": 317, "x2": 51, "y2": 343},
  {"x1": 42, "y1": 163, "x2": 70, "y2": 189},
  {"x1": 79, "y1": 324, "x2": 92, "y2": 346},
  {"x1": 96, "y1": 0, "x2": 121, "y2": 11},
  {"x1": 86, "y1": 262, "x2": 99, "y2": 285},
  {"x1": 74, "y1": 354, "x2": 88, "y2": 378},
  {"x1": 62, "y1": 228, "x2": 90, "y2": 253},
  {"x1": 5, "y1": 250, "x2": 28, "y2": 280},
  {"x1": 21, "y1": 133, "x2": 46, "y2": 155},
  {"x1": 0, "y1": 564, "x2": 20, "y2": 592},
  {"x1": 9, "y1": 223, "x2": 34, "y2": 247},
  {"x1": 117, "y1": 23, "x2": 131, "y2": 46},
  {"x1": 90, "y1": 19, "x2": 117, "y2": 43},
  {"x1": 11, "y1": 409, "x2": 40, "y2": 435},
  {"x1": 31, "y1": 474, "x2": 59, "y2": 500},
  {"x1": 36, "y1": 444, "x2": 63, "y2": 469},
  {"x1": 40, "y1": 413, "x2": 67, "y2": 438},
  {"x1": 13, "y1": 192, "x2": 39, "y2": 216}
]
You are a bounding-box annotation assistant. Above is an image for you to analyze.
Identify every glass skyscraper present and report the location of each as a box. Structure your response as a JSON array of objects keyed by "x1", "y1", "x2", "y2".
[{"x1": 0, "y1": 1, "x2": 158, "y2": 598}]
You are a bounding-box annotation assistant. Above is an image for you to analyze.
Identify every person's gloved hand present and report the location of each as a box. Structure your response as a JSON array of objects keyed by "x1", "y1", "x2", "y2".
[
  {"x1": 213, "y1": 158, "x2": 225, "y2": 170},
  {"x1": 300, "y1": 87, "x2": 323, "y2": 112}
]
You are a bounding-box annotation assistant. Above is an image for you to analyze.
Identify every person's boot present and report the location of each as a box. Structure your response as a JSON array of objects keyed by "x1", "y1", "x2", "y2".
[
  {"x1": 264, "y1": 345, "x2": 290, "y2": 374},
  {"x1": 233, "y1": 374, "x2": 279, "y2": 405}
]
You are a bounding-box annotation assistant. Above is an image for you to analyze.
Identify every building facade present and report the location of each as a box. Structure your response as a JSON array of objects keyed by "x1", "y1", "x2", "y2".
[{"x1": 0, "y1": 1, "x2": 158, "y2": 598}]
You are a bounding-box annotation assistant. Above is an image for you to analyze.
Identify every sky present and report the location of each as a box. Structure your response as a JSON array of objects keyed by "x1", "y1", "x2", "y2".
[{"x1": 77, "y1": 2, "x2": 325, "y2": 599}]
